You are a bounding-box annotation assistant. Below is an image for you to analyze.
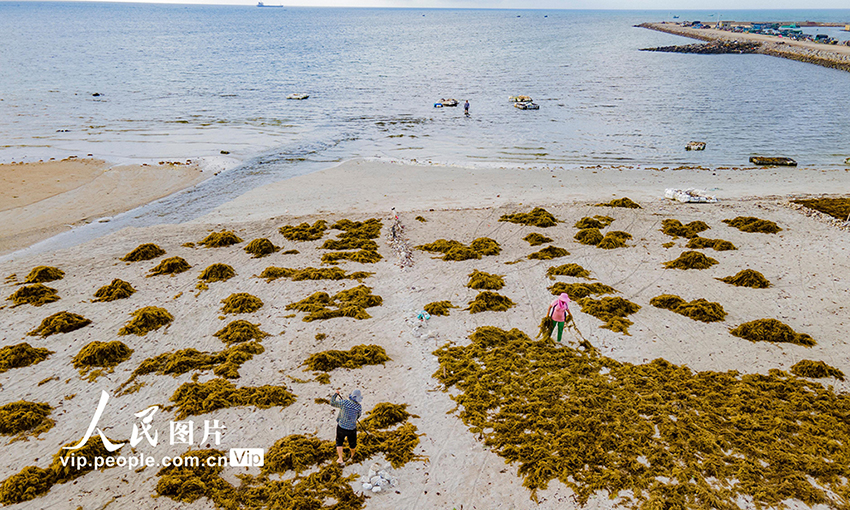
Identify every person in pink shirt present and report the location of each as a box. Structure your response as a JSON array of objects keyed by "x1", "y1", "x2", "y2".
[{"x1": 547, "y1": 293, "x2": 573, "y2": 343}]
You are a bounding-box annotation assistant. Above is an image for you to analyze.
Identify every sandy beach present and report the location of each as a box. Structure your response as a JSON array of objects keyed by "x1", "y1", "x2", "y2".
[{"x1": 1, "y1": 158, "x2": 849, "y2": 509}]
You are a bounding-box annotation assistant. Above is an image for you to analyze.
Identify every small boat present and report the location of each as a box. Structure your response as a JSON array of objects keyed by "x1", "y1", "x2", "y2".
[
  {"x1": 286, "y1": 93, "x2": 309, "y2": 100},
  {"x1": 509, "y1": 95, "x2": 533, "y2": 102},
  {"x1": 749, "y1": 156, "x2": 797, "y2": 166},
  {"x1": 257, "y1": 2, "x2": 283, "y2": 6},
  {"x1": 514, "y1": 102, "x2": 539, "y2": 110},
  {"x1": 434, "y1": 98, "x2": 458, "y2": 107},
  {"x1": 685, "y1": 141, "x2": 706, "y2": 151}
]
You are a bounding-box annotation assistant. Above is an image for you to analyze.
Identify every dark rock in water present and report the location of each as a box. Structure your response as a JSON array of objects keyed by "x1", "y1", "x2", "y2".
[
  {"x1": 749, "y1": 156, "x2": 797, "y2": 166},
  {"x1": 92, "y1": 92, "x2": 101, "y2": 97},
  {"x1": 642, "y1": 41, "x2": 761, "y2": 54}
]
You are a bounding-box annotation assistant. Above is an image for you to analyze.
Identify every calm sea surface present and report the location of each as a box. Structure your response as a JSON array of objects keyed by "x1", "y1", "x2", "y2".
[{"x1": 1, "y1": 4, "x2": 850, "y2": 236}]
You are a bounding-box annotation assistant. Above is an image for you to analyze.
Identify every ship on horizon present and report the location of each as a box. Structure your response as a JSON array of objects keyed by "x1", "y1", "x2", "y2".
[{"x1": 257, "y1": 2, "x2": 283, "y2": 7}]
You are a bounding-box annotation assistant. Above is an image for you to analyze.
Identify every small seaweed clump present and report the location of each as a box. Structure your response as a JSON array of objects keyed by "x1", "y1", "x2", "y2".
[
  {"x1": 650, "y1": 294, "x2": 726, "y2": 322},
  {"x1": 304, "y1": 344, "x2": 390, "y2": 372},
  {"x1": 213, "y1": 320, "x2": 269, "y2": 345},
  {"x1": 199, "y1": 230, "x2": 243, "y2": 248},
  {"x1": 546, "y1": 263, "x2": 591, "y2": 279},
  {"x1": 169, "y1": 378, "x2": 296, "y2": 419},
  {"x1": 27, "y1": 311, "x2": 91, "y2": 337},
  {"x1": 465, "y1": 291, "x2": 515, "y2": 313},
  {"x1": 574, "y1": 216, "x2": 614, "y2": 229},
  {"x1": 523, "y1": 233, "x2": 553, "y2": 246},
  {"x1": 72, "y1": 341, "x2": 133, "y2": 379},
  {"x1": 415, "y1": 215, "x2": 427, "y2": 222},
  {"x1": 597, "y1": 231, "x2": 632, "y2": 249},
  {"x1": 467, "y1": 270, "x2": 505, "y2": 290},
  {"x1": 121, "y1": 243, "x2": 165, "y2": 262},
  {"x1": 686, "y1": 236, "x2": 737, "y2": 251},
  {"x1": 321, "y1": 249, "x2": 383, "y2": 264},
  {"x1": 661, "y1": 219, "x2": 710, "y2": 239},
  {"x1": 147, "y1": 256, "x2": 191, "y2": 277},
  {"x1": 730, "y1": 318, "x2": 815, "y2": 347},
  {"x1": 7, "y1": 284, "x2": 59, "y2": 307},
  {"x1": 470, "y1": 237, "x2": 502, "y2": 256},
  {"x1": 0, "y1": 401, "x2": 54, "y2": 439},
  {"x1": 574, "y1": 227, "x2": 604, "y2": 246},
  {"x1": 244, "y1": 238, "x2": 279, "y2": 258},
  {"x1": 198, "y1": 263, "x2": 236, "y2": 282},
  {"x1": 790, "y1": 360, "x2": 845, "y2": 381},
  {"x1": 549, "y1": 282, "x2": 616, "y2": 299},
  {"x1": 118, "y1": 306, "x2": 173, "y2": 336},
  {"x1": 577, "y1": 296, "x2": 640, "y2": 334},
  {"x1": 723, "y1": 216, "x2": 782, "y2": 233},
  {"x1": 259, "y1": 266, "x2": 372, "y2": 282},
  {"x1": 361, "y1": 403, "x2": 416, "y2": 429},
  {"x1": 279, "y1": 220, "x2": 328, "y2": 241},
  {"x1": 93, "y1": 279, "x2": 135, "y2": 302},
  {"x1": 221, "y1": 293, "x2": 264, "y2": 314},
  {"x1": 596, "y1": 197, "x2": 642, "y2": 208},
  {"x1": 663, "y1": 250, "x2": 719, "y2": 270},
  {"x1": 717, "y1": 269, "x2": 771, "y2": 288},
  {"x1": 0, "y1": 343, "x2": 52, "y2": 374},
  {"x1": 23, "y1": 266, "x2": 64, "y2": 284},
  {"x1": 499, "y1": 207, "x2": 558, "y2": 227},
  {"x1": 424, "y1": 300, "x2": 457, "y2": 316},
  {"x1": 793, "y1": 197, "x2": 850, "y2": 220},
  {"x1": 528, "y1": 245, "x2": 569, "y2": 260},
  {"x1": 416, "y1": 237, "x2": 502, "y2": 261},
  {"x1": 286, "y1": 285, "x2": 382, "y2": 322}
]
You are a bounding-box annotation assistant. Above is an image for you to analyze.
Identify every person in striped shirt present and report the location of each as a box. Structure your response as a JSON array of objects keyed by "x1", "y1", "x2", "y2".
[{"x1": 331, "y1": 389, "x2": 362, "y2": 464}]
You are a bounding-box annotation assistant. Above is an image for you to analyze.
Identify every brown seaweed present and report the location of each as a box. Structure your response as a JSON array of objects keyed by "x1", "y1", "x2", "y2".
[
  {"x1": 244, "y1": 238, "x2": 279, "y2": 258},
  {"x1": 279, "y1": 220, "x2": 328, "y2": 241},
  {"x1": 467, "y1": 270, "x2": 505, "y2": 290},
  {"x1": 730, "y1": 318, "x2": 815, "y2": 346},
  {"x1": 23, "y1": 266, "x2": 64, "y2": 284},
  {"x1": 27, "y1": 311, "x2": 91, "y2": 337},
  {"x1": 118, "y1": 306, "x2": 173, "y2": 335},
  {"x1": 465, "y1": 291, "x2": 515, "y2": 313},
  {"x1": 199, "y1": 230, "x2": 243, "y2": 248},
  {"x1": 793, "y1": 197, "x2": 850, "y2": 220},
  {"x1": 577, "y1": 296, "x2": 640, "y2": 334},
  {"x1": 574, "y1": 216, "x2": 614, "y2": 229},
  {"x1": 304, "y1": 344, "x2": 390, "y2": 372},
  {"x1": 221, "y1": 293, "x2": 264, "y2": 314},
  {"x1": 286, "y1": 285, "x2": 382, "y2": 322},
  {"x1": 722, "y1": 216, "x2": 782, "y2": 233},
  {"x1": 597, "y1": 231, "x2": 631, "y2": 249},
  {"x1": 663, "y1": 250, "x2": 718, "y2": 270},
  {"x1": 650, "y1": 294, "x2": 726, "y2": 322},
  {"x1": 93, "y1": 279, "x2": 135, "y2": 302},
  {"x1": 199, "y1": 263, "x2": 236, "y2": 282},
  {"x1": 595, "y1": 197, "x2": 642, "y2": 208},
  {"x1": 259, "y1": 266, "x2": 372, "y2": 282},
  {"x1": 528, "y1": 246, "x2": 569, "y2": 260},
  {"x1": 169, "y1": 378, "x2": 296, "y2": 419},
  {"x1": 686, "y1": 236, "x2": 737, "y2": 251},
  {"x1": 213, "y1": 320, "x2": 269, "y2": 345},
  {"x1": 546, "y1": 263, "x2": 591, "y2": 279},
  {"x1": 790, "y1": 360, "x2": 845, "y2": 381},
  {"x1": 717, "y1": 269, "x2": 772, "y2": 288},
  {"x1": 321, "y1": 249, "x2": 382, "y2": 264},
  {"x1": 0, "y1": 401, "x2": 53, "y2": 438},
  {"x1": 7, "y1": 284, "x2": 59, "y2": 307},
  {"x1": 548, "y1": 282, "x2": 617, "y2": 299},
  {"x1": 574, "y1": 227, "x2": 603, "y2": 245},
  {"x1": 147, "y1": 256, "x2": 191, "y2": 276},
  {"x1": 524, "y1": 233, "x2": 553, "y2": 246},
  {"x1": 121, "y1": 243, "x2": 165, "y2": 262},
  {"x1": 424, "y1": 301, "x2": 456, "y2": 316},
  {"x1": 0, "y1": 343, "x2": 52, "y2": 374},
  {"x1": 661, "y1": 219, "x2": 710, "y2": 238},
  {"x1": 499, "y1": 207, "x2": 558, "y2": 227}
]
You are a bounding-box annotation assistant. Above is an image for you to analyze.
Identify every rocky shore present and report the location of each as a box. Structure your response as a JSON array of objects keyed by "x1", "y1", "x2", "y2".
[{"x1": 641, "y1": 40, "x2": 761, "y2": 54}]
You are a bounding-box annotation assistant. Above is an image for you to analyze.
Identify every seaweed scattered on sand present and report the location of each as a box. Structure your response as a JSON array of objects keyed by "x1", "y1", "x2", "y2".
[
  {"x1": 686, "y1": 236, "x2": 737, "y2": 251},
  {"x1": 118, "y1": 306, "x2": 173, "y2": 335},
  {"x1": 597, "y1": 231, "x2": 632, "y2": 249},
  {"x1": 121, "y1": 243, "x2": 165, "y2": 262},
  {"x1": 23, "y1": 266, "x2": 64, "y2": 284},
  {"x1": 790, "y1": 360, "x2": 845, "y2": 381},
  {"x1": 244, "y1": 238, "x2": 278, "y2": 258},
  {"x1": 7, "y1": 284, "x2": 60, "y2": 307},
  {"x1": 661, "y1": 219, "x2": 710, "y2": 238},
  {"x1": 717, "y1": 269, "x2": 771, "y2": 288},
  {"x1": 650, "y1": 294, "x2": 727, "y2": 322},
  {"x1": 331, "y1": 218, "x2": 383, "y2": 239},
  {"x1": 574, "y1": 216, "x2": 614, "y2": 229},
  {"x1": 27, "y1": 311, "x2": 91, "y2": 337},
  {"x1": 523, "y1": 233, "x2": 553, "y2": 246},
  {"x1": 730, "y1": 318, "x2": 815, "y2": 346},
  {"x1": 93, "y1": 279, "x2": 135, "y2": 302},
  {"x1": 424, "y1": 301, "x2": 456, "y2": 316},
  {"x1": 793, "y1": 197, "x2": 850, "y2": 220},
  {"x1": 321, "y1": 238, "x2": 379, "y2": 251},
  {"x1": 154, "y1": 449, "x2": 234, "y2": 505},
  {"x1": 465, "y1": 291, "x2": 515, "y2": 313},
  {"x1": 433, "y1": 325, "x2": 850, "y2": 508},
  {"x1": 577, "y1": 296, "x2": 640, "y2": 334},
  {"x1": 0, "y1": 343, "x2": 52, "y2": 374},
  {"x1": 499, "y1": 207, "x2": 558, "y2": 227},
  {"x1": 279, "y1": 220, "x2": 328, "y2": 241},
  {"x1": 723, "y1": 216, "x2": 782, "y2": 233},
  {"x1": 546, "y1": 263, "x2": 591, "y2": 279},
  {"x1": 148, "y1": 256, "x2": 191, "y2": 277},
  {"x1": 528, "y1": 246, "x2": 569, "y2": 260},
  {"x1": 199, "y1": 263, "x2": 236, "y2": 283},
  {"x1": 549, "y1": 282, "x2": 616, "y2": 299},
  {"x1": 467, "y1": 270, "x2": 505, "y2": 290},
  {"x1": 415, "y1": 215, "x2": 427, "y2": 222},
  {"x1": 662, "y1": 241, "x2": 675, "y2": 249},
  {"x1": 416, "y1": 238, "x2": 502, "y2": 261},
  {"x1": 213, "y1": 320, "x2": 269, "y2": 345},
  {"x1": 259, "y1": 266, "x2": 372, "y2": 282},
  {"x1": 73, "y1": 340, "x2": 133, "y2": 379},
  {"x1": 321, "y1": 249, "x2": 383, "y2": 264},
  {"x1": 470, "y1": 237, "x2": 502, "y2": 256},
  {"x1": 282, "y1": 249, "x2": 299, "y2": 255},
  {"x1": 199, "y1": 231, "x2": 243, "y2": 248},
  {"x1": 361, "y1": 402, "x2": 417, "y2": 429},
  {"x1": 286, "y1": 285, "x2": 382, "y2": 322},
  {"x1": 575, "y1": 228, "x2": 603, "y2": 245},
  {"x1": 221, "y1": 293, "x2": 264, "y2": 314},
  {"x1": 596, "y1": 197, "x2": 642, "y2": 208},
  {"x1": 304, "y1": 344, "x2": 390, "y2": 372},
  {"x1": 169, "y1": 378, "x2": 296, "y2": 419},
  {"x1": 663, "y1": 250, "x2": 718, "y2": 270},
  {"x1": 0, "y1": 401, "x2": 53, "y2": 439}
]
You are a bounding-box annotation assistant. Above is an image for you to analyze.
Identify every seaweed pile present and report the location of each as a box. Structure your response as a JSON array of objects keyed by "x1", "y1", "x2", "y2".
[
  {"x1": 730, "y1": 318, "x2": 816, "y2": 346},
  {"x1": 93, "y1": 279, "x2": 135, "y2": 302},
  {"x1": 466, "y1": 270, "x2": 505, "y2": 290},
  {"x1": 574, "y1": 228, "x2": 604, "y2": 245},
  {"x1": 790, "y1": 360, "x2": 845, "y2": 380},
  {"x1": 499, "y1": 207, "x2": 558, "y2": 227},
  {"x1": 7, "y1": 284, "x2": 59, "y2": 307},
  {"x1": 244, "y1": 238, "x2": 279, "y2": 258},
  {"x1": 27, "y1": 311, "x2": 91, "y2": 337},
  {"x1": 523, "y1": 233, "x2": 553, "y2": 246},
  {"x1": 415, "y1": 215, "x2": 427, "y2": 222},
  {"x1": 121, "y1": 243, "x2": 165, "y2": 262},
  {"x1": 576, "y1": 296, "x2": 640, "y2": 334},
  {"x1": 200, "y1": 231, "x2": 243, "y2": 248},
  {"x1": 199, "y1": 263, "x2": 236, "y2": 282},
  {"x1": 0, "y1": 401, "x2": 54, "y2": 440},
  {"x1": 717, "y1": 269, "x2": 771, "y2": 288},
  {"x1": 685, "y1": 236, "x2": 737, "y2": 251},
  {"x1": 73, "y1": 340, "x2": 133, "y2": 379},
  {"x1": 424, "y1": 300, "x2": 456, "y2": 316},
  {"x1": 546, "y1": 263, "x2": 590, "y2": 279},
  {"x1": 320, "y1": 218, "x2": 383, "y2": 264},
  {"x1": 663, "y1": 250, "x2": 718, "y2": 270},
  {"x1": 597, "y1": 231, "x2": 632, "y2": 249},
  {"x1": 169, "y1": 378, "x2": 296, "y2": 419},
  {"x1": 433, "y1": 326, "x2": 850, "y2": 508},
  {"x1": 147, "y1": 256, "x2": 191, "y2": 277},
  {"x1": 221, "y1": 293, "x2": 264, "y2": 314},
  {"x1": 279, "y1": 220, "x2": 328, "y2": 241},
  {"x1": 0, "y1": 343, "x2": 52, "y2": 373},
  {"x1": 465, "y1": 291, "x2": 515, "y2": 313},
  {"x1": 528, "y1": 245, "x2": 569, "y2": 259},
  {"x1": 723, "y1": 216, "x2": 782, "y2": 233},
  {"x1": 259, "y1": 266, "x2": 372, "y2": 282},
  {"x1": 416, "y1": 237, "x2": 502, "y2": 261},
  {"x1": 23, "y1": 266, "x2": 64, "y2": 284},
  {"x1": 574, "y1": 216, "x2": 614, "y2": 229},
  {"x1": 304, "y1": 344, "x2": 390, "y2": 371},
  {"x1": 286, "y1": 285, "x2": 382, "y2": 322},
  {"x1": 213, "y1": 320, "x2": 269, "y2": 345},
  {"x1": 548, "y1": 282, "x2": 616, "y2": 299},
  {"x1": 361, "y1": 402, "x2": 416, "y2": 429},
  {"x1": 320, "y1": 250, "x2": 382, "y2": 264},
  {"x1": 793, "y1": 197, "x2": 850, "y2": 220},
  {"x1": 661, "y1": 219, "x2": 709, "y2": 238},
  {"x1": 595, "y1": 197, "x2": 642, "y2": 208},
  {"x1": 650, "y1": 294, "x2": 727, "y2": 322},
  {"x1": 119, "y1": 306, "x2": 173, "y2": 335}
]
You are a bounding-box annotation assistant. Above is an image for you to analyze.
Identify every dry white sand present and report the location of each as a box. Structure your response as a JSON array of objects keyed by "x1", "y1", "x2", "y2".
[{"x1": 0, "y1": 159, "x2": 848, "y2": 509}]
